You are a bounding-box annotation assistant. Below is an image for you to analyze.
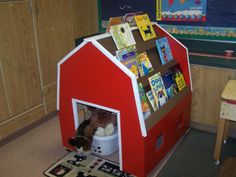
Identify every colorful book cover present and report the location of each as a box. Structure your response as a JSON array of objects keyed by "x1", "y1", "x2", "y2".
[
  {"x1": 134, "y1": 14, "x2": 156, "y2": 41},
  {"x1": 156, "y1": 37, "x2": 173, "y2": 65},
  {"x1": 146, "y1": 90, "x2": 158, "y2": 111},
  {"x1": 116, "y1": 45, "x2": 136, "y2": 61},
  {"x1": 170, "y1": 65, "x2": 186, "y2": 91},
  {"x1": 137, "y1": 52, "x2": 154, "y2": 76},
  {"x1": 110, "y1": 23, "x2": 136, "y2": 50},
  {"x1": 116, "y1": 46, "x2": 140, "y2": 79},
  {"x1": 138, "y1": 83, "x2": 151, "y2": 119},
  {"x1": 148, "y1": 72, "x2": 168, "y2": 108},
  {"x1": 162, "y1": 71, "x2": 178, "y2": 99}
]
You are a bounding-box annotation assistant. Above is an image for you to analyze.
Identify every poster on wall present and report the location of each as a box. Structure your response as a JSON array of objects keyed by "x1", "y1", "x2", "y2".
[
  {"x1": 156, "y1": 0, "x2": 207, "y2": 22},
  {"x1": 99, "y1": 0, "x2": 236, "y2": 40}
]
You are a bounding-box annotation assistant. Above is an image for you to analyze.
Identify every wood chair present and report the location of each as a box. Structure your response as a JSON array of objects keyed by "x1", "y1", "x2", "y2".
[{"x1": 214, "y1": 80, "x2": 236, "y2": 165}]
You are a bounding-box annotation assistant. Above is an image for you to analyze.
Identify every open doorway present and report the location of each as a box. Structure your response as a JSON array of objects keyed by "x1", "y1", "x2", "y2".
[{"x1": 71, "y1": 98, "x2": 122, "y2": 168}]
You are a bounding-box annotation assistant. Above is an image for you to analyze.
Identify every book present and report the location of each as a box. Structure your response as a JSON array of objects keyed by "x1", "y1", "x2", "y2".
[
  {"x1": 134, "y1": 14, "x2": 156, "y2": 41},
  {"x1": 116, "y1": 46, "x2": 140, "y2": 78},
  {"x1": 122, "y1": 12, "x2": 142, "y2": 27},
  {"x1": 155, "y1": 37, "x2": 173, "y2": 65},
  {"x1": 170, "y1": 65, "x2": 186, "y2": 91},
  {"x1": 162, "y1": 71, "x2": 178, "y2": 99},
  {"x1": 146, "y1": 89, "x2": 158, "y2": 111},
  {"x1": 107, "y1": 12, "x2": 143, "y2": 32},
  {"x1": 106, "y1": 16, "x2": 123, "y2": 32},
  {"x1": 110, "y1": 23, "x2": 136, "y2": 50},
  {"x1": 137, "y1": 52, "x2": 153, "y2": 76},
  {"x1": 138, "y1": 83, "x2": 151, "y2": 119},
  {"x1": 148, "y1": 72, "x2": 168, "y2": 108},
  {"x1": 116, "y1": 45, "x2": 136, "y2": 61}
]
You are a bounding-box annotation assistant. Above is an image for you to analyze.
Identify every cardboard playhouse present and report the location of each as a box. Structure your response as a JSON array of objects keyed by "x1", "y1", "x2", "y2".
[{"x1": 57, "y1": 23, "x2": 192, "y2": 177}]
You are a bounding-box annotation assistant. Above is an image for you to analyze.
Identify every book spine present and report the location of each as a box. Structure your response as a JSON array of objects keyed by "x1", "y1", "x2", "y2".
[{"x1": 146, "y1": 90, "x2": 158, "y2": 111}]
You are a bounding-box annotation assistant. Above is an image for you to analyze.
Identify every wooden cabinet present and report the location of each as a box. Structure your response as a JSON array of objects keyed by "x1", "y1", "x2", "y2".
[
  {"x1": 0, "y1": 0, "x2": 99, "y2": 140},
  {"x1": 0, "y1": 66, "x2": 9, "y2": 122},
  {"x1": 43, "y1": 83, "x2": 57, "y2": 114},
  {"x1": 0, "y1": 1, "x2": 42, "y2": 117},
  {"x1": 32, "y1": 0, "x2": 75, "y2": 114},
  {"x1": 0, "y1": 0, "x2": 45, "y2": 140},
  {"x1": 71, "y1": 0, "x2": 99, "y2": 38},
  {"x1": 33, "y1": 0, "x2": 74, "y2": 87},
  {"x1": 190, "y1": 64, "x2": 236, "y2": 127}
]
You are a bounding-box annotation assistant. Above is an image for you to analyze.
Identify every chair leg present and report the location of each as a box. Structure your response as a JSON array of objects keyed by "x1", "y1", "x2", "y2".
[
  {"x1": 223, "y1": 120, "x2": 230, "y2": 144},
  {"x1": 214, "y1": 118, "x2": 226, "y2": 164}
]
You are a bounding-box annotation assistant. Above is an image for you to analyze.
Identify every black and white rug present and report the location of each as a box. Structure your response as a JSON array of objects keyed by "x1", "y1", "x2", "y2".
[{"x1": 44, "y1": 151, "x2": 134, "y2": 177}]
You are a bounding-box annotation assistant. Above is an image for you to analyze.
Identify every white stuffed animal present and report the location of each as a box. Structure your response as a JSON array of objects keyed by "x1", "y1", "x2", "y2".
[{"x1": 95, "y1": 123, "x2": 115, "y2": 137}]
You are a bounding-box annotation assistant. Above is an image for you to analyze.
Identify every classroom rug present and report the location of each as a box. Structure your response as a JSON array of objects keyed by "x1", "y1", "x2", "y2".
[
  {"x1": 43, "y1": 151, "x2": 134, "y2": 177},
  {"x1": 45, "y1": 129, "x2": 236, "y2": 177},
  {"x1": 158, "y1": 129, "x2": 236, "y2": 177}
]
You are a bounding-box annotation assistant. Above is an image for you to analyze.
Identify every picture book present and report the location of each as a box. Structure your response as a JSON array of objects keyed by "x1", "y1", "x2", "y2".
[
  {"x1": 110, "y1": 23, "x2": 136, "y2": 50},
  {"x1": 106, "y1": 16, "x2": 123, "y2": 32},
  {"x1": 106, "y1": 12, "x2": 143, "y2": 32},
  {"x1": 116, "y1": 46, "x2": 140, "y2": 79},
  {"x1": 170, "y1": 65, "x2": 186, "y2": 91},
  {"x1": 116, "y1": 45, "x2": 136, "y2": 61},
  {"x1": 146, "y1": 89, "x2": 158, "y2": 111},
  {"x1": 122, "y1": 12, "x2": 143, "y2": 27},
  {"x1": 156, "y1": 37, "x2": 173, "y2": 65},
  {"x1": 138, "y1": 83, "x2": 151, "y2": 119},
  {"x1": 162, "y1": 71, "x2": 178, "y2": 99},
  {"x1": 134, "y1": 14, "x2": 156, "y2": 41},
  {"x1": 137, "y1": 52, "x2": 153, "y2": 76},
  {"x1": 148, "y1": 72, "x2": 168, "y2": 108}
]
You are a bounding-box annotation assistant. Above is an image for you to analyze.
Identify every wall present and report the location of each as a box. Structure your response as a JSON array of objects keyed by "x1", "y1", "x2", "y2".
[
  {"x1": 190, "y1": 64, "x2": 236, "y2": 134},
  {"x1": 0, "y1": 0, "x2": 99, "y2": 140}
]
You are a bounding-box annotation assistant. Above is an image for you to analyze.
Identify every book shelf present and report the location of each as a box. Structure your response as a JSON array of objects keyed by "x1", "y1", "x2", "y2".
[
  {"x1": 98, "y1": 25, "x2": 191, "y2": 130},
  {"x1": 57, "y1": 23, "x2": 192, "y2": 177}
]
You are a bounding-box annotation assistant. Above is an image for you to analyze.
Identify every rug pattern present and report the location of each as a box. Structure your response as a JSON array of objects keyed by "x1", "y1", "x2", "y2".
[{"x1": 44, "y1": 152, "x2": 134, "y2": 177}]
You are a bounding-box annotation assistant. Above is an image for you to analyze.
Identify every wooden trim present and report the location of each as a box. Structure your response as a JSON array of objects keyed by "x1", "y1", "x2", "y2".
[
  {"x1": 0, "y1": 63, "x2": 10, "y2": 121},
  {"x1": 190, "y1": 121, "x2": 217, "y2": 134},
  {"x1": 43, "y1": 83, "x2": 57, "y2": 114},
  {"x1": 0, "y1": 111, "x2": 57, "y2": 147},
  {"x1": 190, "y1": 121, "x2": 236, "y2": 138},
  {"x1": 0, "y1": 104, "x2": 45, "y2": 141}
]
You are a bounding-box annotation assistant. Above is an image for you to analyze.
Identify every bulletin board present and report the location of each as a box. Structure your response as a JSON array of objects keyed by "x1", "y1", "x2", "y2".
[{"x1": 98, "y1": 0, "x2": 236, "y2": 41}]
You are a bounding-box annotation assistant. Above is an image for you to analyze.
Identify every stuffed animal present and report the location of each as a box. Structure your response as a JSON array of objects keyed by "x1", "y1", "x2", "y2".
[
  {"x1": 95, "y1": 123, "x2": 115, "y2": 137},
  {"x1": 68, "y1": 108, "x2": 117, "y2": 154}
]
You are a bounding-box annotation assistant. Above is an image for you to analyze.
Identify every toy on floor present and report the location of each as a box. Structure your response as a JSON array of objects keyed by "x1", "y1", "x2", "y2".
[{"x1": 69, "y1": 108, "x2": 117, "y2": 154}]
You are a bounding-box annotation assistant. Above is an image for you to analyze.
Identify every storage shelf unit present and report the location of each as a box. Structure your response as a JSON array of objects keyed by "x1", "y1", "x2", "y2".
[{"x1": 57, "y1": 23, "x2": 192, "y2": 177}]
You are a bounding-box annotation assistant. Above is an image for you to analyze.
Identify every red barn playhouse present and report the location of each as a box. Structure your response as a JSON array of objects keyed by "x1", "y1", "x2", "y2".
[{"x1": 57, "y1": 23, "x2": 192, "y2": 177}]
